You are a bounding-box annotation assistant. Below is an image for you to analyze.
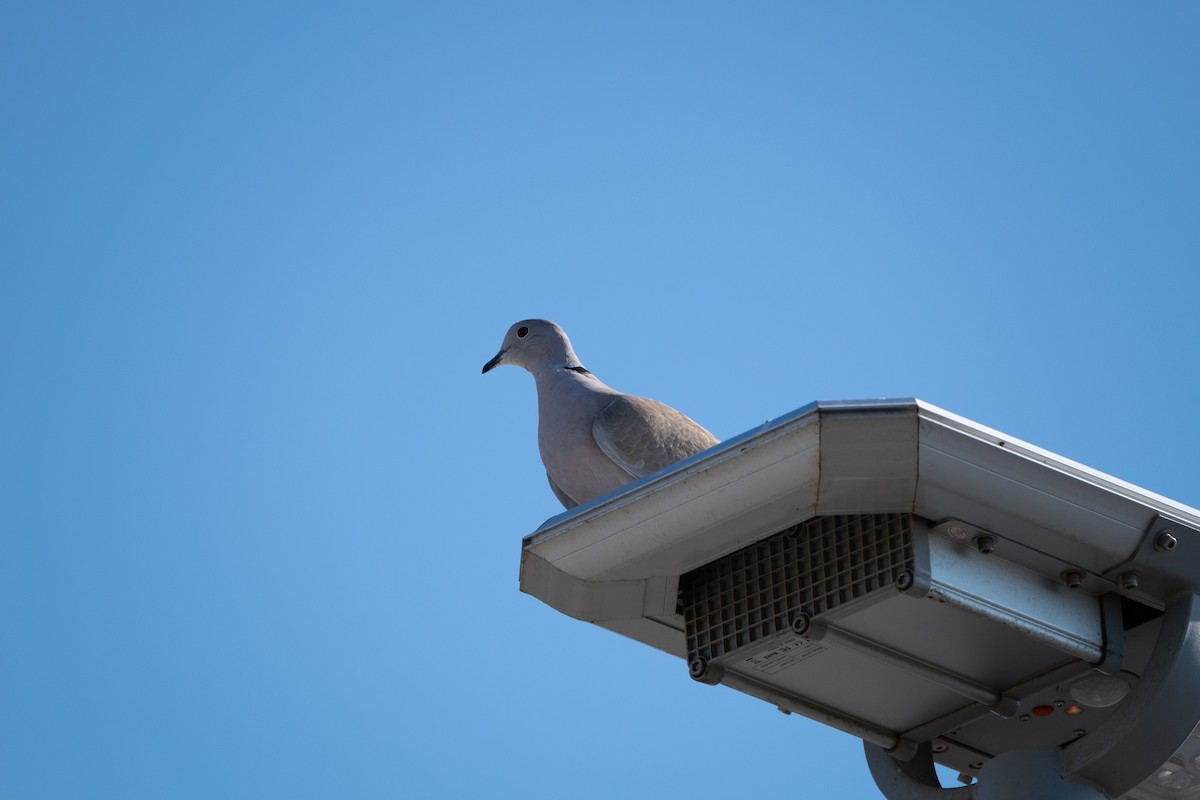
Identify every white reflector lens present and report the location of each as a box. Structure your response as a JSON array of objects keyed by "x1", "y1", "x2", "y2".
[{"x1": 1069, "y1": 674, "x2": 1132, "y2": 708}]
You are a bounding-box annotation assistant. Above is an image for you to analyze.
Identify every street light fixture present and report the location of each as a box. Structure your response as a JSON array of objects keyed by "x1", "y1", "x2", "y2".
[{"x1": 519, "y1": 400, "x2": 1200, "y2": 800}]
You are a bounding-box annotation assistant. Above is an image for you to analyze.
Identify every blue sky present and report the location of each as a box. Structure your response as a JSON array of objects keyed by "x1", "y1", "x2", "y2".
[{"x1": 3, "y1": 3, "x2": 1199, "y2": 798}]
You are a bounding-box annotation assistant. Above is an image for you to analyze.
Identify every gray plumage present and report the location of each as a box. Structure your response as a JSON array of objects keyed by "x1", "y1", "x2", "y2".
[{"x1": 482, "y1": 319, "x2": 719, "y2": 509}]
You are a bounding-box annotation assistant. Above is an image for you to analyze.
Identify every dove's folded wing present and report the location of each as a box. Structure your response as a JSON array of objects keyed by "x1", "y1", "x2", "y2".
[{"x1": 592, "y1": 395, "x2": 719, "y2": 479}]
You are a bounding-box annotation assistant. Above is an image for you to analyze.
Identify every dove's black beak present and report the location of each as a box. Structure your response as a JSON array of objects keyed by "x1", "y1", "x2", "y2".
[{"x1": 482, "y1": 350, "x2": 505, "y2": 374}]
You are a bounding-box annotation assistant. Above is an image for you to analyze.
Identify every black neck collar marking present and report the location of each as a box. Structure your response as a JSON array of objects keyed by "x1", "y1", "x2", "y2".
[{"x1": 565, "y1": 365, "x2": 591, "y2": 375}]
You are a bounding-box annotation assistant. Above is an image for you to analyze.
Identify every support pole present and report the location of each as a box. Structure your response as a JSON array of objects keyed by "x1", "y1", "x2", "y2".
[
  {"x1": 865, "y1": 744, "x2": 1106, "y2": 800},
  {"x1": 973, "y1": 748, "x2": 1105, "y2": 800}
]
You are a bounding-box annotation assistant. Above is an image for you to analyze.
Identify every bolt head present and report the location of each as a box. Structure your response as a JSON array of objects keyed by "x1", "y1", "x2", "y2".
[{"x1": 1156, "y1": 531, "x2": 1179, "y2": 552}]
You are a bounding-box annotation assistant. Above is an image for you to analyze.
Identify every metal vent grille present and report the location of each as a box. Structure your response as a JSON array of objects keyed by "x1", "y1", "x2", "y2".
[{"x1": 682, "y1": 513, "x2": 915, "y2": 664}]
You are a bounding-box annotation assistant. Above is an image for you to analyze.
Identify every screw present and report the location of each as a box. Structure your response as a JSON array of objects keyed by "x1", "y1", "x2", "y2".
[
  {"x1": 1062, "y1": 570, "x2": 1085, "y2": 588},
  {"x1": 1074, "y1": 729, "x2": 1086, "y2": 737},
  {"x1": 791, "y1": 613, "x2": 811, "y2": 636},
  {"x1": 688, "y1": 656, "x2": 708, "y2": 680},
  {"x1": 932, "y1": 743, "x2": 948, "y2": 753},
  {"x1": 970, "y1": 760, "x2": 985, "y2": 769},
  {"x1": 895, "y1": 570, "x2": 915, "y2": 591},
  {"x1": 1020, "y1": 714, "x2": 1031, "y2": 722},
  {"x1": 1054, "y1": 700, "x2": 1065, "y2": 708},
  {"x1": 975, "y1": 535, "x2": 995, "y2": 555},
  {"x1": 1119, "y1": 572, "x2": 1140, "y2": 591},
  {"x1": 1156, "y1": 531, "x2": 1179, "y2": 552}
]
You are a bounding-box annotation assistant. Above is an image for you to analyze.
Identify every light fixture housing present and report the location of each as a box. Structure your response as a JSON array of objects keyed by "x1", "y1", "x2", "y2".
[{"x1": 519, "y1": 400, "x2": 1200, "y2": 799}]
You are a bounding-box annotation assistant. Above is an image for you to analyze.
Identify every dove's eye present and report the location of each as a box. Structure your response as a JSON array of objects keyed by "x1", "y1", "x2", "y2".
[{"x1": 517, "y1": 326, "x2": 529, "y2": 338}]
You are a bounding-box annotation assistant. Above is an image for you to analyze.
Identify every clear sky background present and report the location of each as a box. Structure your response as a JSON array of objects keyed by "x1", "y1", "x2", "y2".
[{"x1": 3, "y1": 3, "x2": 1199, "y2": 799}]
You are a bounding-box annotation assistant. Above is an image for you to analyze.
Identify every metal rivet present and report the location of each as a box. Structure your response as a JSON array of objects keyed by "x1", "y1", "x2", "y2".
[{"x1": 1156, "y1": 531, "x2": 1178, "y2": 552}]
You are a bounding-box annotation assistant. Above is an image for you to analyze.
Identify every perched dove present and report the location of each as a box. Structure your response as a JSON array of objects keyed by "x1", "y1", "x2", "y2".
[{"x1": 482, "y1": 319, "x2": 719, "y2": 509}]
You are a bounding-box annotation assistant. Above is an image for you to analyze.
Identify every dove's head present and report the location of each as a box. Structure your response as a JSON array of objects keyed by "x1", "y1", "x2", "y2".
[{"x1": 482, "y1": 319, "x2": 584, "y2": 375}]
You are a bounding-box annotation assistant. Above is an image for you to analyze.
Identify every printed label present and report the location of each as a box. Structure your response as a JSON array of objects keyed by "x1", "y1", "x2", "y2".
[{"x1": 743, "y1": 638, "x2": 826, "y2": 675}]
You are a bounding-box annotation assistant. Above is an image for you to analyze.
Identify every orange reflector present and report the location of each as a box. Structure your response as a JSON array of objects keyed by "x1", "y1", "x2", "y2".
[
  {"x1": 1066, "y1": 705, "x2": 1085, "y2": 716},
  {"x1": 1032, "y1": 705, "x2": 1054, "y2": 717}
]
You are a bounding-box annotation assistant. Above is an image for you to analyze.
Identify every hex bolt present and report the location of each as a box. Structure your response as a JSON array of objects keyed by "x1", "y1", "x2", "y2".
[
  {"x1": 1119, "y1": 572, "x2": 1140, "y2": 591},
  {"x1": 895, "y1": 570, "x2": 915, "y2": 591},
  {"x1": 1155, "y1": 530, "x2": 1179, "y2": 552},
  {"x1": 975, "y1": 535, "x2": 995, "y2": 555},
  {"x1": 791, "y1": 613, "x2": 812, "y2": 636},
  {"x1": 1062, "y1": 570, "x2": 1085, "y2": 589}
]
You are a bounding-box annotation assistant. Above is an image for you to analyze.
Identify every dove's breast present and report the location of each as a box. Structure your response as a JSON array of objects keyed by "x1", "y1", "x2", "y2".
[{"x1": 533, "y1": 371, "x2": 634, "y2": 506}]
